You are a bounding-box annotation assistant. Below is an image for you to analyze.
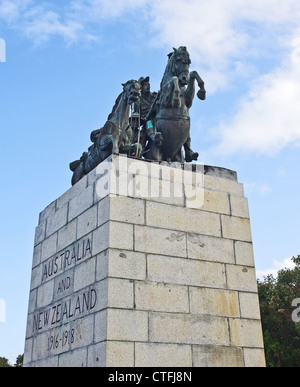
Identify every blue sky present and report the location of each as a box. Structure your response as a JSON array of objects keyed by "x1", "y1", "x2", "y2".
[{"x1": 1, "y1": 0, "x2": 300, "y2": 363}]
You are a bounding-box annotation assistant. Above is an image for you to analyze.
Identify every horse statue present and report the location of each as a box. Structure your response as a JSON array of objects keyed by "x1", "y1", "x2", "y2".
[
  {"x1": 70, "y1": 80, "x2": 142, "y2": 185},
  {"x1": 145, "y1": 46, "x2": 206, "y2": 163}
]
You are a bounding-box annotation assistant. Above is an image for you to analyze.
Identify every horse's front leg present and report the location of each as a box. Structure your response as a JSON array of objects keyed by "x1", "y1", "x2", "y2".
[
  {"x1": 190, "y1": 71, "x2": 206, "y2": 100},
  {"x1": 111, "y1": 136, "x2": 119, "y2": 154},
  {"x1": 184, "y1": 71, "x2": 205, "y2": 108},
  {"x1": 110, "y1": 124, "x2": 121, "y2": 154}
]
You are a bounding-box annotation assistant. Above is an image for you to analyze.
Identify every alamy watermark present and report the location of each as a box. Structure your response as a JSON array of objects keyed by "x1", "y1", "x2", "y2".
[
  {"x1": 95, "y1": 155, "x2": 205, "y2": 208},
  {"x1": 292, "y1": 298, "x2": 300, "y2": 323},
  {"x1": 0, "y1": 38, "x2": 6, "y2": 62},
  {"x1": 0, "y1": 298, "x2": 6, "y2": 322}
]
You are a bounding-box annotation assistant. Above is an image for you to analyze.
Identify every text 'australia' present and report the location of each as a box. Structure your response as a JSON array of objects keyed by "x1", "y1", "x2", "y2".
[{"x1": 42, "y1": 238, "x2": 92, "y2": 282}]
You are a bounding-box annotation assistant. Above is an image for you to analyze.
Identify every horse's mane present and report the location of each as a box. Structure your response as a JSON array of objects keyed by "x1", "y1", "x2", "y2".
[
  {"x1": 107, "y1": 92, "x2": 122, "y2": 121},
  {"x1": 160, "y1": 57, "x2": 173, "y2": 90}
]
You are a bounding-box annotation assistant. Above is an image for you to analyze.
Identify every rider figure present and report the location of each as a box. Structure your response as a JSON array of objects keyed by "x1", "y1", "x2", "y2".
[{"x1": 132, "y1": 77, "x2": 163, "y2": 156}]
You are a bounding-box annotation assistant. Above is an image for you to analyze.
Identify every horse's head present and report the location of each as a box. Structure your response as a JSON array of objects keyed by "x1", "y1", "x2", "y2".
[
  {"x1": 122, "y1": 80, "x2": 141, "y2": 104},
  {"x1": 168, "y1": 46, "x2": 191, "y2": 86}
]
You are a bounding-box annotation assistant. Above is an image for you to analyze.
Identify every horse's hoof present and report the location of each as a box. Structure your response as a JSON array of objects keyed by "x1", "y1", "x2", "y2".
[
  {"x1": 197, "y1": 90, "x2": 206, "y2": 100},
  {"x1": 192, "y1": 152, "x2": 199, "y2": 161},
  {"x1": 185, "y1": 152, "x2": 198, "y2": 162}
]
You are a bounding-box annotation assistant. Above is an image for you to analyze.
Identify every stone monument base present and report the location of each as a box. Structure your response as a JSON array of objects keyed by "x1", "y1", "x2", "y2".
[{"x1": 24, "y1": 155, "x2": 265, "y2": 367}]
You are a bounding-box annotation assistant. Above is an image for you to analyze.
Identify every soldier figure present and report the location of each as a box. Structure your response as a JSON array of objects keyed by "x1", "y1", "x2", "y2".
[
  {"x1": 132, "y1": 76, "x2": 163, "y2": 157},
  {"x1": 135, "y1": 76, "x2": 157, "y2": 124}
]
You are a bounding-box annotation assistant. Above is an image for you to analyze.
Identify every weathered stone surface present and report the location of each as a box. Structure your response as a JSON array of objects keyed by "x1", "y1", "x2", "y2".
[
  {"x1": 96, "y1": 249, "x2": 146, "y2": 281},
  {"x1": 204, "y1": 174, "x2": 244, "y2": 195},
  {"x1": 106, "y1": 309, "x2": 148, "y2": 342},
  {"x1": 186, "y1": 188, "x2": 230, "y2": 214},
  {"x1": 46, "y1": 203, "x2": 68, "y2": 238},
  {"x1": 186, "y1": 234, "x2": 234, "y2": 263},
  {"x1": 243, "y1": 348, "x2": 266, "y2": 367},
  {"x1": 226, "y1": 264, "x2": 258, "y2": 292},
  {"x1": 24, "y1": 155, "x2": 265, "y2": 367},
  {"x1": 109, "y1": 195, "x2": 145, "y2": 225},
  {"x1": 239, "y1": 292, "x2": 262, "y2": 319},
  {"x1": 230, "y1": 194, "x2": 250, "y2": 218},
  {"x1": 193, "y1": 346, "x2": 244, "y2": 367},
  {"x1": 147, "y1": 254, "x2": 226, "y2": 288},
  {"x1": 235, "y1": 241, "x2": 255, "y2": 266},
  {"x1": 57, "y1": 219, "x2": 77, "y2": 251},
  {"x1": 88, "y1": 341, "x2": 135, "y2": 367},
  {"x1": 230, "y1": 318, "x2": 264, "y2": 348},
  {"x1": 77, "y1": 206, "x2": 98, "y2": 240},
  {"x1": 149, "y1": 312, "x2": 230, "y2": 346},
  {"x1": 135, "y1": 281, "x2": 189, "y2": 313},
  {"x1": 68, "y1": 184, "x2": 94, "y2": 221},
  {"x1": 221, "y1": 214, "x2": 252, "y2": 242},
  {"x1": 134, "y1": 225, "x2": 187, "y2": 257},
  {"x1": 146, "y1": 201, "x2": 221, "y2": 237},
  {"x1": 189, "y1": 287, "x2": 240, "y2": 317},
  {"x1": 135, "y1": 343, "x2": 192, "y2": 367},
  {"x1": 41, "y1": 233, "x2": 57, "y2": 262}
]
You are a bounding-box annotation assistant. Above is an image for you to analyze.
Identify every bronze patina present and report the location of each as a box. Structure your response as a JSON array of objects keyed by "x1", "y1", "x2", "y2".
[{"x1": 70, "y1": 47, "x2": 206, "y2": 185}]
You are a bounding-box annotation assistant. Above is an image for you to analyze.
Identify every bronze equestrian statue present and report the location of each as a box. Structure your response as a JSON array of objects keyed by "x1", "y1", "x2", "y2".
[{"x1": 69, "y1": 47, "x2": 206, "y2": 185}]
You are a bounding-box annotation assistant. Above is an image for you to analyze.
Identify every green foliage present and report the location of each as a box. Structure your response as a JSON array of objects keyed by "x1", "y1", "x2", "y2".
[
  {"x1": 14, "y1": 354, "x2": 23, "y2": 367},
  {"x1": 258, "y1": 255, "x2": 300, "y2": 367},
  {"x1": 0, "y1": 357, "x2": 11, "y2": 367},
  {"x1": 0, "y1": 354, "x2": 23, "y2": 368}
]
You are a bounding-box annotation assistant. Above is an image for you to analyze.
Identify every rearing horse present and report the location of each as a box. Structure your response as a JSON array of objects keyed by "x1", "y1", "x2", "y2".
[{"x1": 146, "y1": 46, "x2": 206, "y2": 162}]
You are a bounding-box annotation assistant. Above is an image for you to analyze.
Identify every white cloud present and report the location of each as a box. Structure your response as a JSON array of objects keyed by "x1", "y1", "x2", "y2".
[
  {"x1": 213, "y1": 34, "x2": 300, "y2": 155},
  {"x1": 0, "y1": 0, "x2": 32, "y2": 23},
  {"x1": 0, "y1": 0, "x2": 93, "y2": 45},
  {"x1": 2, "y1": 0, "x2": 300, "y2": 155},
  {"x1": 146, "y1": 0, "x2": 300, "y2": 92},
  {"x1": 69, "y1": 0, "x2": 150, "y2": 19},
  {"x1": 256, "y1": 256, "x2": 296, "y2": 280},
  {"x1": 2, "y1": 0, "x2": 299, "y2": 56},
  {"x1": 0, "y1": 0, "x2": 152, "y2": 45},
  {"x1": 1, "y1": 0, "x2": 300, "y2": 72},
  {"x1": 23, "y1": 7, "x2": 86, "y2": 45},
  {"x1": 244, "y1": 182, "x2": 272, "y2": 197},
  {"x1": 146, "y1": 0, "x2": 247, "y2": 92}
]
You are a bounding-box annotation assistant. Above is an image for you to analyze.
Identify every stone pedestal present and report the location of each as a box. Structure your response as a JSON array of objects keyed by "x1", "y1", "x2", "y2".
[{"x1": 24, "y1": 155, "x2": 265, "y2": 367}]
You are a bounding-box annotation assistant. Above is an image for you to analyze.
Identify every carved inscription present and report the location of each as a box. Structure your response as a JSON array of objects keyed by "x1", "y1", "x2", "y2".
[
  {"x1": 48, "y1": 329, "x2": 75, "y2": 351},
  {"x1": 30, "y1": 233, "x2": 99, "y2": 362},
  {"x1": 33, "y1": 288, "x2": 97, "y2": 333},
  {"x1": 42, "y1": 237, "x2": 92, "y2": 282},
  {"x1": 57, "y1": 276, "x2": 71, "y2": 294}
]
